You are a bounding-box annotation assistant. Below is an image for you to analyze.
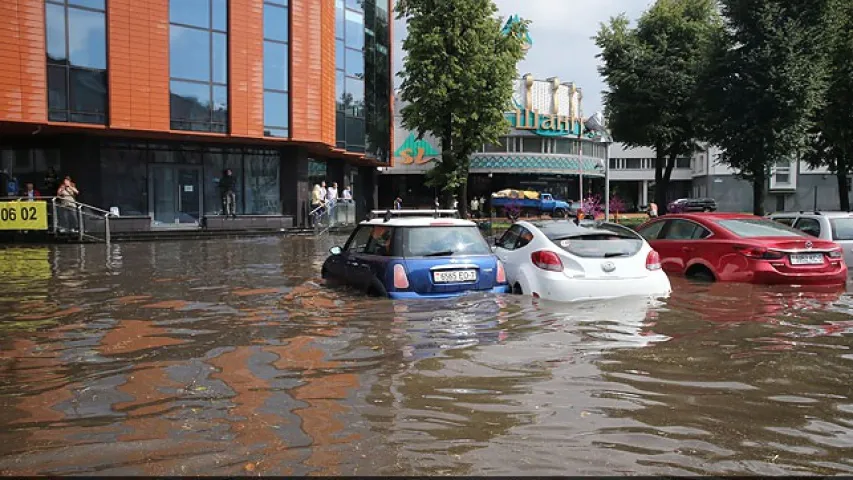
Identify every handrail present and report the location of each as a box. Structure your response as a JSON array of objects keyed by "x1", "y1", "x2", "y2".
[{"x1": 50, "y1": 197, "x2": 113, "y2": 244}]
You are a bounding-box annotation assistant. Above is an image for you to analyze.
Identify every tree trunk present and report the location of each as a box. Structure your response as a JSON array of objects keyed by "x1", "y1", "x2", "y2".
[
  {"x1": 458, "y1": 181, "x2": 468, "y2": 218},
  {"x1": 837, "y1": 157, "x2": 851, "y2": 211},
  {"x1": 664, "y1": 147, "x2": 678, "y2": 187},
  {"x1": 654, "y1": 142, "x2": 668, "y2": 214},
  {"x1": 752, "y1": 167, "x2": 766, "y2": 216}
]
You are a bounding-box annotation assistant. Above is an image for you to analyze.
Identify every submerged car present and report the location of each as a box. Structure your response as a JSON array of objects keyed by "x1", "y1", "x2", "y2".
[
  {"x1": 767, "y1": 211, "x2": 853, "y2": 268},
  {"x1": 636, "y1": 213, "x2": 847, "y2": 285},
  {"x1": 493, "y1": 220, "x2": 672, "y2": 302},
  {"x1": 322, "y1": 217, "x2": 510, "y2": 299}
]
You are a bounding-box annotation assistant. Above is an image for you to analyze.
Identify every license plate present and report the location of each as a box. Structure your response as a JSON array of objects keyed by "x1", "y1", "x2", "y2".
[
  {"x1": 433, "y1": 270, "x2": 477, "y2": 283},
  {"x1": 790, "y1": 253, "x2": 824, "y2": 265}
]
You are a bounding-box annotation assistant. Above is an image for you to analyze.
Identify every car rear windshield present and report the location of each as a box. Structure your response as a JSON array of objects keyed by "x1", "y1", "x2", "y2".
[
  {"x1": 403, "y1": 226, "x2": 492, "y2": 257},
  {"x1": 830, "y1": 217, "x2": 853, "y2": 240},
  {"x1": 716, "y1": 219, "x2": 807, "y2": 238},
  {"x1": 545, "y1": 223, "x2": 643, "y2": 258}
]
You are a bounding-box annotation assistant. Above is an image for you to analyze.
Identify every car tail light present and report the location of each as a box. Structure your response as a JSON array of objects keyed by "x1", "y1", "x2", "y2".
[
  {"x1": 496, "y1": 260, "x2": 507, "y2": 284},
  {"x1": 393, "y1": 264, "x2": 409, "y2": 289},
  {"x1": 646, "y1": 250, "x2": 662, "y2": 271},
  {"x1": 829, "y1": 249, "x2": 843, "y2": 259},
  {"x1": 531, "y1": 250, "x2": 563, "y2": 272},
  {"x1": 733, "y1": 245, "x2": 784, "y2": 260}
]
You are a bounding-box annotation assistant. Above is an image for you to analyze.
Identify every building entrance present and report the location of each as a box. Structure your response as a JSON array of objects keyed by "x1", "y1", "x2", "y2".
[{"x1": 148, "y1": 164, "x2": 202, "y2": 226}]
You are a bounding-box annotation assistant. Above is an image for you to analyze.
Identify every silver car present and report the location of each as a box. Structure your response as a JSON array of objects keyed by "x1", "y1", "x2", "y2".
[{"x1": 767, "y1": 211, "x2": 853, "y2": 267}]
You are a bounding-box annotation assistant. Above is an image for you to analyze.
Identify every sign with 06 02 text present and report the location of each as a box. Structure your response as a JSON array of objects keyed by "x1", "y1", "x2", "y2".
[{"x1": 0, "y1": 201, "x2": 48, "y2": 230}]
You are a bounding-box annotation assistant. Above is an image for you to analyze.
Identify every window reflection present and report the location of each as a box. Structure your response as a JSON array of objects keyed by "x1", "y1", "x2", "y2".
[
  {"x1": 46, "y1": 0, "x2": 107, "y2": 124},
  {"x1": 345, "y1": 77, "x2": 364, "y2": 115},
  {"x1": 264, "y1": 4, "x2": 289, "y2": 42},
  {"x1": 345, "y1": 10, "x2": 364, "y2": 50},
  {"x1": 170, "y1": 0, "x2": 210, "y2": 28},
  {"x1": 345, "y1": 47, "x2": 363, "y2": 78},
  {"x1": 264, "y1": 92, "x2": 288, "y2": 129},
  {"x1": 245, "y1": 154, "x2": 281, "y2": 215},
  {"x1": 169, "y1": 0, "x2": 229, "y2": 133},
  {"x1": 263, "y1": 42, "x2": 288, "y2": 91}
]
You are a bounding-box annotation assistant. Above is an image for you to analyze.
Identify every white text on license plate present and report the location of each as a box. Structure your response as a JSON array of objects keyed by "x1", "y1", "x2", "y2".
[
  {"x1": 790, "y1": 253, "x2": 824, "y2": 265},
  {"x1": 433, "y1": 270, "x2": 477, "y2": 283}
]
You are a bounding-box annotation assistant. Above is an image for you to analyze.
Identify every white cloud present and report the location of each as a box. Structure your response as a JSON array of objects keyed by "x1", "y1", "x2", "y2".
[{"x1": 393, "y1": 0, "x2": 651, "y2": 116}]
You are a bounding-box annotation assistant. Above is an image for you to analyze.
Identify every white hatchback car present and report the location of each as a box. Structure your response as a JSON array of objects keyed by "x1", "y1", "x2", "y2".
[{"x1": 493, "y1": 220, "x2": 672, "y2": 302}]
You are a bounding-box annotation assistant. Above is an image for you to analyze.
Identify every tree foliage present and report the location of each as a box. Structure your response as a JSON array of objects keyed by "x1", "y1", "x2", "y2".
[
  {"x1": 704, "y1": 0, "x2": 836, "y2": 215},
  {"x1": 396, "y1": 0, "x2": 527, "y2": 215},
  {"x1": 804, "y1": 0, "x2": 853, "y2": 210},
  {"x1": 596, "y1": 0, "x2": 722, "y2": 214}
]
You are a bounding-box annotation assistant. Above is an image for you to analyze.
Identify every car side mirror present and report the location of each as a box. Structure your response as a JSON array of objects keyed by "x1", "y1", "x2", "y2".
[{"x1": 329, "y1": 246, "x2": 343, "y2": 255}]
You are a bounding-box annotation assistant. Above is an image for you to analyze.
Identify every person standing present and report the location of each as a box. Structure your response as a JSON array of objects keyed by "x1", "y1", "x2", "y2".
[
  {"x1": 327, "y1": 182, "x2": 339, "y2": 224},
  {"x1": 56, "y1": 176, "x2": 79, "y2": 232},
  {"x1": 220, "y1": 169, "x2": 237, "y2": 219},
  {"x1": 470, "y1": 197, "x2": 480, "y2": 219},
  {"x1": 22, "y1": 183, "x2": 41, "y2": 201},
  {"x1": 342, "y1": 185, "x2": 353, "y2": 202},
  {"x1": 394, "y1": 196, "x2": 403, "y2": 210},
  {"x1": 44, "y1": 167, "x2": 58, "y2": 196}
]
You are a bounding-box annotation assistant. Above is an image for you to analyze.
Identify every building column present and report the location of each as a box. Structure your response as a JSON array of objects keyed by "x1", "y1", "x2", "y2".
[
  {"x1": 356, "y1": 166, "x2": 378, "y2": 220},
  {"x1": 641, "y1": 180, "x2": 648, "y2": 206},
  {"x1": 327, "y1": 159, "x2": 345, "y2": 190},
  {"x1": 280, "y1": 146, "x2": 310, "y2": 227}
]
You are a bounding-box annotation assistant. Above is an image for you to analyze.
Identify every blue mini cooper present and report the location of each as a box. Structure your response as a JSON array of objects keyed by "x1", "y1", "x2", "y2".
[{"x1": 322, "y1": 215, "x2": 510, "y2": 299}]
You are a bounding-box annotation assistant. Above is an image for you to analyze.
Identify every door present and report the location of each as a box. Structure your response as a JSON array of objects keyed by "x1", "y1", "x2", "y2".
[
  {"x1": 149, "y1": 165, "x2": 202, "y2": 225},
  {"x1": 655, "y1": 219, "x2": 711, "y2": 273},
  {"x1": 494, "y1": 224, "x2": 533, "y2": 286}
]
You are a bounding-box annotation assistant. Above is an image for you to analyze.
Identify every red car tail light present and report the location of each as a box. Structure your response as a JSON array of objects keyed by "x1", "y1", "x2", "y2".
[
  {"x1": 828, "y1": 249, "x2": 843, "y2": 259},
  {"x1": 646, "y1": 250, "x2": 662, "y2": 271},
  {"x1": 531, "y1": 250, "x2": 563, "y2": 272},
  {"x1": 393, "y1": 264, "x2": 409, "y2": 289},
  {"x1": 496, "y1": 260, "x2": 507, "y2": 284},
  {"x1": 734, "y1": 245, "x2": 784, "y2": 260}
]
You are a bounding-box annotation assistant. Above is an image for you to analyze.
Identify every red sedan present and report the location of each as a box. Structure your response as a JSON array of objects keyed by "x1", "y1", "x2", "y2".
[{"x1": 636, "y1": 213, "x2": 847, "y2": 285}]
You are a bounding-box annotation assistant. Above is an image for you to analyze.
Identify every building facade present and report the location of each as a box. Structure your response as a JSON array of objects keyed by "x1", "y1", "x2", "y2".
[
  {"x1": 610, "y1": 142, "x2": 846, "y2": 213},
  {"x1": 381, "y1": 74, "x2": 608, "y2": 208},
  {"x1": 0, "y1": 0, "x2": 392, "y2": 228}
]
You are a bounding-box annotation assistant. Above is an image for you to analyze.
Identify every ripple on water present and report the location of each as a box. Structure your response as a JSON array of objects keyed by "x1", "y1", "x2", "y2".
[{"x1": 0, "y1": 240, "x2": 851, "y2": 475}]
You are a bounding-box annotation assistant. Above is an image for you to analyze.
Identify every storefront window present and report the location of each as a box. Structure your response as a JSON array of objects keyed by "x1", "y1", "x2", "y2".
[
  {"x1": 100, "y1": 147, "x2": 148, "y2": 215},
  {"x1": 244, "y1": 153, "x2": 281, "y2": 214},
  {"x1": 203, "y1": 151, "x2": 243, "y2": 215}
]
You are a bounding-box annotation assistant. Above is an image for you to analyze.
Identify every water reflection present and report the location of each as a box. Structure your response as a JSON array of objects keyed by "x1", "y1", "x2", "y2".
[{"x1": 0, "y1": 238, "x2": 851, "y2": 475}]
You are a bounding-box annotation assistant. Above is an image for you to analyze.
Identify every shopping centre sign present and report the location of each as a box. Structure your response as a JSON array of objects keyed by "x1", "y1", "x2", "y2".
[{"x1": 505, "y1": 108, "x2": 583, "y2": 137}]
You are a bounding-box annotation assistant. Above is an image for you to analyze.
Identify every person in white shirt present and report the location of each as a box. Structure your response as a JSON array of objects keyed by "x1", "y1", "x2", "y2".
[{"x1": 342, "y1": 186, "x2": 353, "y2": 202}]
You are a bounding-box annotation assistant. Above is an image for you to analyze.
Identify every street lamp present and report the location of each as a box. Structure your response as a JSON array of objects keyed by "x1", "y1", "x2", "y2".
[{"x1": 584, "y1": 112, "x2": 612, "y2": 221}]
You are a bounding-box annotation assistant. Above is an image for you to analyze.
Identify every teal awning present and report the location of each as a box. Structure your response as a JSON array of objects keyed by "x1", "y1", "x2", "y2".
[{"x1": 469, "y1": 154, "x2": 604, "y2": 176}]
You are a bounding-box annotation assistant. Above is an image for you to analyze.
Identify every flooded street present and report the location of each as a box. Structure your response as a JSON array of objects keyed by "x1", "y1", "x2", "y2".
[{"x1": 1, "y1": 236, "x2": 853, "y2": 475}]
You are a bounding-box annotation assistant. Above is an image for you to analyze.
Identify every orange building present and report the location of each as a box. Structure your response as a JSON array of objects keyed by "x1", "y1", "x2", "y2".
[{"x1": 0, "y1": 0, "x2": 392, "y2": 228}]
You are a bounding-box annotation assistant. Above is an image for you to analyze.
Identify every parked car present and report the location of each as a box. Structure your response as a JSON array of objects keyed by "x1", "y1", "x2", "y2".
[
  {"x1": 322, "y1": 217, "x2": 510, "y2": 299},
  {"x1": 668, "y1": 198, "x2": 717, "y2": 213},
  {"x1": 492, "y1": 220, "x2": 671, "y2": 302},
  {"x1": 767, "y1": 211, "x2": 853, "y2": 267},
  {"x1": 636, "y1": 213, "x2": 847, "y2": 285},
  {"x1": 491, "y1": 190, "x2": 573, "y2": 218}
]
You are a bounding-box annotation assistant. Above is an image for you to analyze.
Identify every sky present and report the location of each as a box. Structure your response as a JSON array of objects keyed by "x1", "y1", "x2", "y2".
[{"x1": 392, "y1": 0, "x2": 653, "y2": 116}]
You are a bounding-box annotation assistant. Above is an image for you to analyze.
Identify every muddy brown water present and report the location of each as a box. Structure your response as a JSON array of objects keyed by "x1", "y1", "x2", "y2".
[{"x1": 0, "y1": 237, "x2": 852, "y2": 475}]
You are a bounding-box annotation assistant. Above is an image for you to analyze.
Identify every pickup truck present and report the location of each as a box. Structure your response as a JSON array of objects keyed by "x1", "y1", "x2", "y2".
[{"x1": 491, "y1": 191, "x2": 574, "y2": 218}]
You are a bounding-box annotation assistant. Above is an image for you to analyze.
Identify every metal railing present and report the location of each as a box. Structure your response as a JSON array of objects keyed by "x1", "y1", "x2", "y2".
[
  {"x1": 50, "y1": 197, "x2": 115, "y2": 244},
  {"x1": 310, "y1": 200, "x2": 357, "y2": 236}
]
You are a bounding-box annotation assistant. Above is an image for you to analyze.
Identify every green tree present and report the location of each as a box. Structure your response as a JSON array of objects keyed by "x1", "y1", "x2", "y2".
[
  {"x1": 704, "y1": 0, "x2": 835, "y2": 215},
  {"x1": 596, "y1": 0, "x2": 722, "y2": 214},
  {"x1": 804, "y1": 0, "x2": 853, "y2": 210},
  {"x1": 396, "y1": 0, "x2": 527, "y2": 216}
]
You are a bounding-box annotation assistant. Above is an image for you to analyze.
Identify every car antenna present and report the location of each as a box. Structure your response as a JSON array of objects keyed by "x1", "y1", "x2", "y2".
[{"x1": 383, "y1": 209, "x2": 392, "y2": 223}]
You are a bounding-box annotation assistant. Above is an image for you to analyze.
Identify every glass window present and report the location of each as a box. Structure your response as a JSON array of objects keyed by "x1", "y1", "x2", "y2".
[
  {"x1": 522, "y1": 137, "x2": 542, "y2": 153},
  {"x1": 47, "y1": 66, "x2": 67, "y2": 111},
  {"x1": 345, "y1": 9, "x2": 364, "y2": 49},
  {"x1": 793, "y1": 218, "x2": 822, "y2": 237},
  {"x1": 716, "y1": 219, "x2": 807, "y2": 238},
  {"x1": 830, "y1": 218, "x2": 853, "y2": 241},
  {"x1": 336, "y1": 71, "x2": 345, "y2": 111},
  {"x1": 70, "y1": 68, "x2": 107, "y2": 117},
  {"x1": 403, "y1": 227, "x2": 491, "y2": 257},
  {"x1": 67, "y1": 7, "x2": 106, "y2": 69},
  {"x1": 212, "y1": 85, "x2": 228, "y2": 126},
  {"x1": 212, "y1": 32, "x2": 228, "y2": 84},
  {"x1": 554, "y1": 231, "x2": 643, "y2": 258},
  {"x1": 266, "y1": 0, "x2": 288, "y2": 5},
  {"x1": 346, "y1": 0, "x2": 363, "y2": 11},
  {"x1": 345, "y1": 76, "x2": 364, "y2": 115},
  {"x1": 170, "y1": 0, "x2": 210, "y2": 28},
  {"x1": 625, "y1": 158, "x2": 641, "y2": 169},
  {"x1": 264, "y1": 4, "x2": 289, "y2": 42},
  {"x1": 637, "y1": 220, "x2": 666, "y2": 241},
  {"x1": 46, "y1": 3, "x2": 67, "y2": 62},
  {"x1": 203, "y1": 151, "x2": 243, "y2": 215},
  {"x1": 170, "y1": 80, "x2": 212, "y2": 122},
  {"x1": 484, "y1": 138, "x2": 508, "y2": 153},
  {"x1": 336, "y1": 0, "x2": 345, "y2": 39},
  {"x1": 345, "y1": 47, "x2": 363, "y2": 78},
  {"x1": 345, "y1": 116, "x2": 365, "y2": 149},
  {"x1": 264, "y1": 92, "x2": 289, "y2": 128},
  {"x1": 497, "y1": 225, "x2": 522, "y2": 250},
  {"x1": 772, "y1": 217, "x2": 797, "y2": 227},
  {"x1": 212, "y1": 0, "x2": 228, "y2": 31},
  {"x1": 336, "y1": 39, "x2": 345, "y2": 68},
  {"x1": 244, "y1": 154, "x2": 281, "y2": 214},
  {"x1": 100, "y1": 147, "x2": 148, "y2": 216},
  {"x1": 70, "y1": 0, "x2": 105, "y2": 8},
  {"x1": 345, "y1": 226, "x2": 373, "y2": 253},
  {"x1": 662, "y1": 220, "x2": 702, "y2": 240},
  {"x1": 170, "y1": 26, "x2": 211, "y2": 82},
  {"x1": 263, "y1": 41, "x2": 288, "y2": 91},
  {"x1": 266, "y1": 128, "x2": 288, "y2": 138}
]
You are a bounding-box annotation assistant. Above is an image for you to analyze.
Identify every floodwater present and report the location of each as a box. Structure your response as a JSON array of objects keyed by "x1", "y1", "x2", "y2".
[{"x1": 1, "y1": 237, "x2": 852, "y2": 476}]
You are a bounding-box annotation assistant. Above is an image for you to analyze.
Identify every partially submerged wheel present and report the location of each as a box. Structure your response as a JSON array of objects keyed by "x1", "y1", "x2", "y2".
[
  {"x1": 512, "y1": 283, "x2": 523, "y2": 295},
  {"x1": 687, "y1": 266, "x2": 715, "y2": 282},
  {"x1": 553, "y1": 208, "x2": 566, "y2": 219}
]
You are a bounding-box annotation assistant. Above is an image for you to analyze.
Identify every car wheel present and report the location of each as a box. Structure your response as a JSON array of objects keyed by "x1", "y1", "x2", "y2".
[
  {"x1": 553, "y1": 208, "x2": 566, "y2": 219},
  {"x1": 687, "y1": 265, "x2": 715, "y2": 282},
  {"x1": 512, "y1": 283, "x2": 523, "y2": 295}
]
